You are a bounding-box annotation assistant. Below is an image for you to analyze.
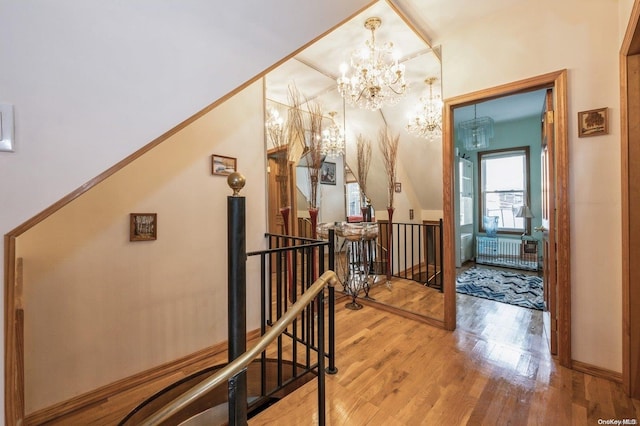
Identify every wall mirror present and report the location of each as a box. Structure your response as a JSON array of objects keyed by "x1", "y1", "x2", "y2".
[{"x1": 264, "y1": 0, "x2": 444, "y2": 324}]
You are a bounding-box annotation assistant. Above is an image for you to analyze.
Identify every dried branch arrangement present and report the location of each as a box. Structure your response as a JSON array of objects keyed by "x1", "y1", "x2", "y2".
[
  {"x1": 306, "y1": 100, "x2": 324, "y2": 210},
  {"x1": 378, "y1": 128, "x2": 400, "y2": 209},
  {"x1": 265, "y1": 84, "x2": 306, "y2": 209},
  {"x1": 286, "y1": 84, "x2": 306, "y2": 165},
  {"x1": 265, "y1": 108, "x2": 286, "y2": 152},
  {"x1": 356, "y1": 134, "x2": 372, "y2": 205}
]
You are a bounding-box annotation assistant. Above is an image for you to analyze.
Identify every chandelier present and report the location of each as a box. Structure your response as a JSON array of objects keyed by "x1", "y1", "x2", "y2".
[
  {"x1": 406, "y1": 77, "x2": 443, "y2": 140},
  {"x1": 336, "y1": 17, "x2": 407, "y2": 111},
  {"x1": 265, "y1": 108, "x2": 285, "y2": 144},
  {"x1": 458, "y1": 103, "x2": 494, "y2": 150},
  {"x1": 321, "y1": 111, "x2": 345, "y2": 158}
]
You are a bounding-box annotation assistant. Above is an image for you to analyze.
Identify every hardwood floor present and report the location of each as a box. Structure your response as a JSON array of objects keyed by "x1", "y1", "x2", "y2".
[
  {"x1": 43, "y1": 275, "x2": 638, "y2": 425},
  {"x1": 251, "y1": 290, "x2": 639, "y2": 425},
  {"x1": 364, "y1": 276, "x2": 444, "y2": 320}
]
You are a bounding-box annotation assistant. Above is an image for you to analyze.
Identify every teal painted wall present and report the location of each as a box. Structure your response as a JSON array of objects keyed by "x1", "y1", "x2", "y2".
[{"x1": 456, "y1": 115, "x2": 542, "y2": 245}]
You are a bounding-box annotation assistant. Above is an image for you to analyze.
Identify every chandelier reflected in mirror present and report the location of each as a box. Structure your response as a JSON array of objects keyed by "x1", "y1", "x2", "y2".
[
  {"x1": 321, "y1": 111, "x2": 345, "y2": 158},
  {"x1": 406, "y1": 77, "x2": 443, "y2": 140},
  {"x1": 458, "y1": 104, "x2": 494, "y2": 151},
  {"x1": 336, "y1": 17, "x2": 407, "y2": 111},
  {"x1": 265, "y1": 107, "x2": 285, "y2": 146}
]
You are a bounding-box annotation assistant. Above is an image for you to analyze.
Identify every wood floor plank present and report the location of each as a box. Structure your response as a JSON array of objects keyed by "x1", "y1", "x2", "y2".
[
  {"x1": 43, "y1": 276, "x2": 638, "y2": 425},
  {"x1": 253, "y1": 288, "x2": 638, "y2": 425}
]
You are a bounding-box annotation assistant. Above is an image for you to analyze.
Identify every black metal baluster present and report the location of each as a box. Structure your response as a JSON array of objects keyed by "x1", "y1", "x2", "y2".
[
  {"x1": 260, "y1": 254, "x2": 267, "y2": 397},
  {"x1": 317, "y1": 291, "x2": 326, "y2": 426}
]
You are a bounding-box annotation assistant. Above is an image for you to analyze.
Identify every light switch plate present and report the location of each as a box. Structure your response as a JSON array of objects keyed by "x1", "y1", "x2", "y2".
[{"x1": 0, "y1": 103, "x2": 15, "y2": 152}]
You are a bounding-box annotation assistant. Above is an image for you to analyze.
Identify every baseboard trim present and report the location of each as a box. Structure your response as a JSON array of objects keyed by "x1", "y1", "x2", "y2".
[
  {"x1": 25, "y1": 329, "x2": 261, "y2": 425},
  {"x1": 572, "y1": 359, "x2": 622, "y2": 383}
]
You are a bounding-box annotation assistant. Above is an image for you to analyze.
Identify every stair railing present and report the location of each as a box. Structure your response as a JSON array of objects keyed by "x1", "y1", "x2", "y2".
[
  {"x1": 252, "y1": 230, "x2": 338, "y2": 380},
  {"x1": 138, "y1": 270, "x2": 339, "y2": 426},
  {"x1": 376, "y1": 219, "x2": 444, "y2": 291}
]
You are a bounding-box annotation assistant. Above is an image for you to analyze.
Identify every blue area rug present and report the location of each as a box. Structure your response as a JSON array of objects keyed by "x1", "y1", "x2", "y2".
[{"x1": 456, "y1": 267, "x2": 544, "y2": 310}]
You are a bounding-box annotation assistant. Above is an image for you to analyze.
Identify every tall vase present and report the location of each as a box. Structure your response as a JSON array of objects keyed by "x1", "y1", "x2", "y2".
[
  {"x1": 361, "y1": 204, "x2": 372, "y2": 222},
  {"x1": 279, "y1": 206, "x2": 294, "y2": 302},
  {"x1": 309, "y1": 207, "x2": 319, "y2": 239},
  {"x1": 309, "y1": 207, "x2": 319, "y2": 281},
  {"x1": 279, "y1": 206, "x2": 291, "y2": 236},
  {"x1": 386, "y1": 206, "x2": 394, "y2": 283}
]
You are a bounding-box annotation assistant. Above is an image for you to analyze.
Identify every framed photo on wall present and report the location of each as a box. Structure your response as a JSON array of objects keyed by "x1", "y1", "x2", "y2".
[
  {"x1": 320, "y1": 161, "x2": 336, "y2": 185},
  {"x1": 211, "y1": 154, "x2": 237, "y2": 176},
  {"x1": 130, "y1": 213, "x2": 157, "y2": 241},
  {"x1": 578, "y1": 107, "x2": 608, "y2": 137}
]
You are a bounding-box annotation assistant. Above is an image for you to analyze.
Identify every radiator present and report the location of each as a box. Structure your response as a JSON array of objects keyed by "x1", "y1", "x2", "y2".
[{"x1": 476, "y1": 236, "x2": 539, "y2": 271}]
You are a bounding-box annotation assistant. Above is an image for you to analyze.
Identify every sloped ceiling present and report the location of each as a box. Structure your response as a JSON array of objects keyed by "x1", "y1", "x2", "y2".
[{"x1": 265, "y1": 0, "x2": 545, "y2": 213}]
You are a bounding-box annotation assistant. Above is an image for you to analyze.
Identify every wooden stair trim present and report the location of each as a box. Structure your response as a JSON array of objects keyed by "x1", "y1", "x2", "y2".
[{"x1": 24, "y1": 329, "x2": 260, "y2": 425}]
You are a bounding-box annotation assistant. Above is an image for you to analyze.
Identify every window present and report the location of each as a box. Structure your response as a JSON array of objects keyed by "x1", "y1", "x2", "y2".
[
  {"x1": 478, "y1": 147, "x2": 530, "y2": 234},
  {"x1": 345, "y1": 182, "x2": 362, "y2": 217},
  {"x1": 345, "y1": 182, "x2": 375, "y2": 221}
]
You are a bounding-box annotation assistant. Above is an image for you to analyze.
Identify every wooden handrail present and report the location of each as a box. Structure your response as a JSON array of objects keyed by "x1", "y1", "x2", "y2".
[{"x1": 139, "y1": 270, "x2": 338, "y2": 426}]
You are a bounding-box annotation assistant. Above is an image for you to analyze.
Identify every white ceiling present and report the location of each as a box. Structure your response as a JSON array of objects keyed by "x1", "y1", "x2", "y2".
[
  {"x1": 264, "y1": 0, "x2": 546, "y2": 211},
  {"x1": 454, "y1": 89, "x2": 547, "y2": 125},
  {"x1": 266, "y1": 0, "x2": 441, "y2": 115}
]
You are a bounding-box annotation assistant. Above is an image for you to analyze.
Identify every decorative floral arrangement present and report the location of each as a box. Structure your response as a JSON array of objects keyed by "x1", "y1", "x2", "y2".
[
  {"x1": 286, "y1": 85, "x2": 306, "y2": 166},
  {"x1": 356, "y1": 134, "x2": 372, "y2": 206},
  {"x1": 378, "y1": 128, "x2": 400, "y2": 209},
  {"x1": 305, "y1": 101, "x2": 324, "y2": 210}
]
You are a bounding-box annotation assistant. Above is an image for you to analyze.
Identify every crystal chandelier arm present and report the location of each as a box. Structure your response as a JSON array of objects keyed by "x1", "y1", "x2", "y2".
[
  {"x1": 388, "y1": 82, "x2": 406, "y2": 95},
  {"x1": 354, "y1": 86, "x2": 370, "y2": 103}
]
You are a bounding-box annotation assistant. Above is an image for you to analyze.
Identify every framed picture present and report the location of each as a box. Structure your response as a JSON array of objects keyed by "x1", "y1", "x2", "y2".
[
  {"x1": 578, "y1": 107, "x2": 608, "y2": 137},
  {"x1": 394, "y1": 182, "x2": 402, "y2": 193},
  {"x1": 211, "y1": 154, "x2": 237, "y2": 176},
  {"x1": 130, "y1": 213, "x2": 157, "y2": 241},
  {"x1": 320, "y1": 161, "x2": 336, "y2": 185}
]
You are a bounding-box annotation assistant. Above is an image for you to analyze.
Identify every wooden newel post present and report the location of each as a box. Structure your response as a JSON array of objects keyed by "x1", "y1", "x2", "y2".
[{"x1": 227, "y1": 172, "x2": 247, "y2": 426}]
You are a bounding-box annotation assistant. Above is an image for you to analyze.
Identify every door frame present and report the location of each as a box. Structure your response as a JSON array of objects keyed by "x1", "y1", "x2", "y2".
[
  {"x1": 442, "y1": 70, "x2": 572, "y2": 367},
  {"x1": 620, "y1": 0, "x2": 640, "y2": 399},
  {"x1": 266, "y1": 147, "x2": 297, "y2": 236}
]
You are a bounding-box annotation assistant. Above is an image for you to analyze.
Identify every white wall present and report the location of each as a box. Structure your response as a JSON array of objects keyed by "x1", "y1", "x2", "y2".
[
  {"x1": 0, "y1": 0, "x2": 371, "y2": 421},
  {"x1": 439, "y1": 0, "x2": 623, "y2": 372},
  {"x1": 17, "y1": 80, "x2": 266, "y2": 413},
  {"x1": 319, "y1": 155, "x2": 347, "y2": 224},
  {"x1": 620, "y1": 0, "x2": 637, "y2": 43}
]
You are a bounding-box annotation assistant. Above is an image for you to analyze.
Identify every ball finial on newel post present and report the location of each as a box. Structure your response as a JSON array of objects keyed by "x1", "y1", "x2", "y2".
[{"x1": 227, "y1": 172, "x2": 246, "y2": 196}]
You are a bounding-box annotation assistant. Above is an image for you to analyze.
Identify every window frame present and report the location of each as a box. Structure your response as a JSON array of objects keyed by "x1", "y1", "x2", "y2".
[
  {"x1": 478, "y1": 146, "x2": 531, "y2": 235},
  {"x1": 345, "y1": 181, "x2": 363, "y2": 218}
]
